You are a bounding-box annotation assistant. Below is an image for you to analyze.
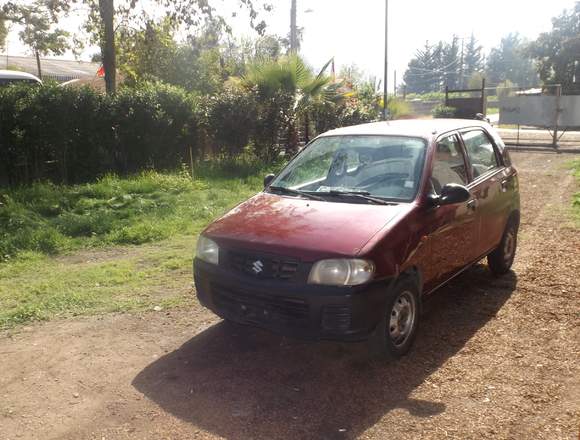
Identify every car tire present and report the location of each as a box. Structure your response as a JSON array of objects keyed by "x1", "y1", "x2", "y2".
[
  {"x1": 369, "y1": 278, "x2": 420, "y2": 360},
  {"x1": 487, "y1": 218, "x2": 518, "y2": 276}
]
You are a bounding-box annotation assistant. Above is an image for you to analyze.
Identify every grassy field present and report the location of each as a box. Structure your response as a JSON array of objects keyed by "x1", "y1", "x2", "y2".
[{"x1": 0, "y1": 160, "x2": 279, "y2": 328}]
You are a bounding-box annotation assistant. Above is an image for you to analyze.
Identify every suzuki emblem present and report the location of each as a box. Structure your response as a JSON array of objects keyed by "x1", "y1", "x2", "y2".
[{"x1": 252, "y1": 260, "x2": 264, "y2": 274}]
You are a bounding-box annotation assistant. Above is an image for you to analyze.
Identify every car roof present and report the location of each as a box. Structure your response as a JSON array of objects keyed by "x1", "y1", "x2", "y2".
[
  {"x1": 318, "y1": 119, "x2": 490, "y2": 141},
  {"x1": 0, "y1": 69, "x2": 42, "y2": 82}
]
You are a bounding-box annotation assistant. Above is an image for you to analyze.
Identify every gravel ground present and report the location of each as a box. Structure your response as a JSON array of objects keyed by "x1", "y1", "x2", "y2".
[{"x1": 1, "y1": 151, "x2": 579, "y2": 440}]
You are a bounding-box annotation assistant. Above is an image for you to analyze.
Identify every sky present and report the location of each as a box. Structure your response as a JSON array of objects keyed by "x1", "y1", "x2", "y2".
[{"x1": 2, "y1": 0, "x2": 579, "y2": 88}]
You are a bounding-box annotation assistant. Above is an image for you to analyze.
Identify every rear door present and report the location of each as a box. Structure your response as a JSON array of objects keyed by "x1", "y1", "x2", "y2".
[
  {"x1": 427, "y1": 133, "x2": 479, "y2": 287},
  {"x1": 460, "y1": 129, "x2": 508, "y2": 258}
]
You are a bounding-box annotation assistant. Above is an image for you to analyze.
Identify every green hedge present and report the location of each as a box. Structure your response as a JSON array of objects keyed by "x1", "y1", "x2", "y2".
[
  {"x1": 0, "y1": 82, "x2": 377, "y2": 186},
  {"x1": 432, "y1": 104, "x2": 457, "y2": 118},
  {"x1": 0, "y1": 83, "x2": 203, "y2": 185}
]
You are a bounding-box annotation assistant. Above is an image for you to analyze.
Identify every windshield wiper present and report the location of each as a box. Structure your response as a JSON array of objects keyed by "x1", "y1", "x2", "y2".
[
  {"x1": 269, "y1": 186, "x2": 326, "y2": 201},
  {"x1": 321, "y1": 190, "x2": 396, "y2": 206}
]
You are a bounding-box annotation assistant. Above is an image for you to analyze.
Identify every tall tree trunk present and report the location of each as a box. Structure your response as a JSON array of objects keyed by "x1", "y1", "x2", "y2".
[
  {"x1": 34, "y1": 49, "x2": 42, "y2": 80},
  {"x1": 99, "y1": 0, "x2": 116, "y2": 94}
]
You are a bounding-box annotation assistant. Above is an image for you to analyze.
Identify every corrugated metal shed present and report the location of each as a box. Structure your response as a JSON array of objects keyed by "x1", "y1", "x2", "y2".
[{"x1": 0, "y1": 55, "x2": 100, "y2": 82}]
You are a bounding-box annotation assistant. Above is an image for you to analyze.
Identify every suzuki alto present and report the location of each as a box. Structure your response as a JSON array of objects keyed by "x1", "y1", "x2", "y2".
[{"x1": 194, "y1": 119, "x2": 520, "y2": 358}]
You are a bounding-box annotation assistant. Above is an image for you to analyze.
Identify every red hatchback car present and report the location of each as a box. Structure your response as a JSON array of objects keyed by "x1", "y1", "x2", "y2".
[{"x1": 194, "y1": 119, "x2": 520, "y2": 358}]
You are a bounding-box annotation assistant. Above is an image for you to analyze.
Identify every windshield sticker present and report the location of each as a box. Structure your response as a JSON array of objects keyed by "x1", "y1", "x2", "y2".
[{"x1": 404, "y1": 181, "x2": 414, "y2": 188}]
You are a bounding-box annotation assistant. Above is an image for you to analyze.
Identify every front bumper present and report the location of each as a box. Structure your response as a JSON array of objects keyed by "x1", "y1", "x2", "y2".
[{"x1": 194, "y1": 258, "x2": 389, "y2": 342}]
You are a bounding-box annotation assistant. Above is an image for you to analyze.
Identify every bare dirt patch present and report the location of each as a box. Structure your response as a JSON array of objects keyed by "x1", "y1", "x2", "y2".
[{"x1": 1, "y1": 151, "x2": 578, "y2": 440}]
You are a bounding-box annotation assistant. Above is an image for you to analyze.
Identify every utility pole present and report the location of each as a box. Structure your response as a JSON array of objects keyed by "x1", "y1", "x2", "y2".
[
  {"x1": 290, "y1": 0, "x2": 298, "y2": 53},
  {"x1": 394, "y1": 70, "x2": 397, "y2": 97},
  {"x1": 383, "y1": 0, "x2": 389, "y2": 120},
  {"x1": 459, "y1": 37, "x2": 465, "y2": 89}
]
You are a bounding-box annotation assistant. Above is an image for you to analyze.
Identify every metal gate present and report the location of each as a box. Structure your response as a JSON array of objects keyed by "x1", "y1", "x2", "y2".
[{"x1": 445, "y1": 80, "x2": 486, "y2": 119}]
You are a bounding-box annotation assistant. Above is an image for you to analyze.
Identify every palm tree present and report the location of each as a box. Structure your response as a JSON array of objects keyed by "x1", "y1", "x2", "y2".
[{"x1": 242, "y1": 54, "x2": 343, "y2": 150}]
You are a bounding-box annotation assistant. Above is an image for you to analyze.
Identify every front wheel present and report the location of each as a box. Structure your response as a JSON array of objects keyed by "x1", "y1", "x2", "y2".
[
  {"x1": 487, "y1": 219, "x2": 518, "y2": 276},
  {"x1": 369, "y1": 279, "x2": 420, "y2": 360}
]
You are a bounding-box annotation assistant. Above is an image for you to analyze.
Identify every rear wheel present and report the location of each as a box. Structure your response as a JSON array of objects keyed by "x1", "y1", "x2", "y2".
[
  {"x1": 369, "y1": 278, "x2": 420, "y2": 360},
  {"x1": 488, "y1": 219, "x2": 518, "y2": 276}
]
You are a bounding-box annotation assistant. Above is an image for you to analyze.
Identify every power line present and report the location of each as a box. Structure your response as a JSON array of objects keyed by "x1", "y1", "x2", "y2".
[{"x1": 406, "y1": 59, "x2": 461, "y2": 74}]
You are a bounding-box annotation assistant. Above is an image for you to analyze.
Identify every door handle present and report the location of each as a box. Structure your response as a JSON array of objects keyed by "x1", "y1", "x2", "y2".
[{"x1": 467, "y1": 199, "x2": 478, "y2": 211}]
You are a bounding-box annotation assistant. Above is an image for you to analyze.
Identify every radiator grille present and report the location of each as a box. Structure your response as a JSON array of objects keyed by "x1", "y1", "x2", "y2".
[
  {"x1": 212, "y1": 283, "x2": 309, "y2": 325},
  {"x1": 228, "y1": 251, "x2": 299, "y2": 280}
]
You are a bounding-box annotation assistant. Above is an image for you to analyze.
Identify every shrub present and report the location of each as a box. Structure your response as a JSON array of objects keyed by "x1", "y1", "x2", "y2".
[
  {"x1": 0, "y1": 80, "x2": 385, "y2": 184},
  {"x1": 205, "y1": 87, "x2": 258, "y2": 158},
  {"x1": 252, "y1": 91, "x2": 294, "y2": 161},
  {"x1": 308, "y1": 98, "x2": 379, "y2": 137},
  {"x1": 432, "y1": 104, "x2": 457, "y2": 118},
  {"x1": 388, "y1": 98, "x2": 411, "y2": 119},
  {"x1": 0, "y1": 82, "x2": 202, "y2": 185},
  {"x1": 111, "y1": 82, "x2": 200, "y2": 174}
]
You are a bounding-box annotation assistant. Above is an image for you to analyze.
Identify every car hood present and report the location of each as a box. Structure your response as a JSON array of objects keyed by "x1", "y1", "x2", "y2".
[{"x1": 203, "y1": 192, "x2": 411, "y2": 260}]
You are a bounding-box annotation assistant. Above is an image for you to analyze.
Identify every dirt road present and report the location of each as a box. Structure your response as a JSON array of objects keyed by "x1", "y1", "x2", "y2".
[{"x1": 1, "y1": 151, "x2": 579, "y2": 440}]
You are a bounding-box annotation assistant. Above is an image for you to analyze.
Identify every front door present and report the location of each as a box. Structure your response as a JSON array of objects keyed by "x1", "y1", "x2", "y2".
[{"x1": 426, "y1": 133, "x2": 479, "y2": 289}]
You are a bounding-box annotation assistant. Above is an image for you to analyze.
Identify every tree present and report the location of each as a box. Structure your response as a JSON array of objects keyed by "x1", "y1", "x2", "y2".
[
  {"x1": 463, "y1": 34, "x2": 484, "y2": 82},
  {"x1": 529, "y1": 2, "x2": 580, "y2": 93},
  {"x1": 486, "y1": 33, "x2": 539, "y2": 87},
  {"x1": 441, "y1": 36, "x2": 461, "y2": 89},
  {"x1": 226, "y1": 34, "x2": 286, "y2": 72},
  {"x1": 98, "y1": 0, "x2": 116, "y2": 94},
  {"x1": 242, "y1": 55, "x2": 340, "y2": 110},
  {"x1": 81, "y1": 0, "x2": 272, "y2": 94},
  {"x1": 117, "y1": 18, "x2": 179, "y2": 85},
  {"x1": 0, "y1": 19, "x2": 7, "y2": 50},
  {"x1": 402, "y1": 37, "x2": 469, "y2": 94},
  {"x1": 0, "y1": 1, "x2": 72, "y2": 79},
  {"x1": 242, "y1": 55, "x2": 343, "y2": 150},
  {"x1": 403, "y1": 42, "x2": 439, "y2": 94}
]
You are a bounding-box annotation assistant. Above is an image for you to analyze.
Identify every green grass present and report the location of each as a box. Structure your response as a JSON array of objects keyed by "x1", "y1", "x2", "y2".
[
  {"x1": 0, "y1": 238, "x2": 199, "y2": 328},
  {"x1": 0, "y1": 159, "x2": 282, "y2": 328},
  {"x1": 571, "y1": 159, "x2": 580, "y2": 225},
  {"x1": 0, "y1": 161, "x2": 277, "y2": 262}
]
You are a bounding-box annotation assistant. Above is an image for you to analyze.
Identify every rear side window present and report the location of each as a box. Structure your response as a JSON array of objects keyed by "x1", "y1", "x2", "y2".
[
  {"x1": 431, "y1": 134, "x2": 468, "y2": 194},
  {"x1": 461, "y1": 130, "x2": 500, "y2": 178}
]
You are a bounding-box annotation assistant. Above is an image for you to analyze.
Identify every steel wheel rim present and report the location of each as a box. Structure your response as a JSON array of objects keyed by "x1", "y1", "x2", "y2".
[
  {"x1": 504, "y1": 229, "x2": 516, "y2": 265},
  {"x1": 388, "y1": 291, "x2": 416, "y2": 347}
]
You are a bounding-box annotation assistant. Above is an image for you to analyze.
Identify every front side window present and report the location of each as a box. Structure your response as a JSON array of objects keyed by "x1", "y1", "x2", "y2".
[
  {"x1": 431, "y1": 134, "x2": 468, "y2": 194},
  {"x1": 461, "y1": 130, "x2": 500, "y2": 178},
  {"x1": 270, "y1": 135, "x2": 427, "y2": 202}
]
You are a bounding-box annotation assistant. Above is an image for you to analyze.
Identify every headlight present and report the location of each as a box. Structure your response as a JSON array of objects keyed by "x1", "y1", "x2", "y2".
[
  {"x1": 308, "y1": 259, "x2": 375, "y2": 286},
  {"x1": 196, "y1": 236, "x2": 219, "y2": 265}
]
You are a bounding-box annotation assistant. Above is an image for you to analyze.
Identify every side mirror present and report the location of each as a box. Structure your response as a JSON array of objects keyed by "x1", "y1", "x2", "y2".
[
  {"x1": 264, "y1": 174, "x2": 275, "y2": 188},
  {"x1": 429, "y1": 183, "x2": 470, "y2": 207}
]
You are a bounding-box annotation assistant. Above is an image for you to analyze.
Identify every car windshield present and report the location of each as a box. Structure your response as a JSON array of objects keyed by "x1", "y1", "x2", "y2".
[{"x1": 270, "y1": 135, "x2": 427, "y2": 202}]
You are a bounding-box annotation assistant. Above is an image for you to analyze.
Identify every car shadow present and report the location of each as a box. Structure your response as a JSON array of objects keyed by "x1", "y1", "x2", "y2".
[{"x1": 132, "y1": 265, "x2": 517, "y2": 440}]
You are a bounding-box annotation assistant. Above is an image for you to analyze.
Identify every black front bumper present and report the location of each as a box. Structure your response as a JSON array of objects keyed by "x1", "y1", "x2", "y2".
[{"x1": 194, "y1": 258, "x2": 389, "y2": 342}]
